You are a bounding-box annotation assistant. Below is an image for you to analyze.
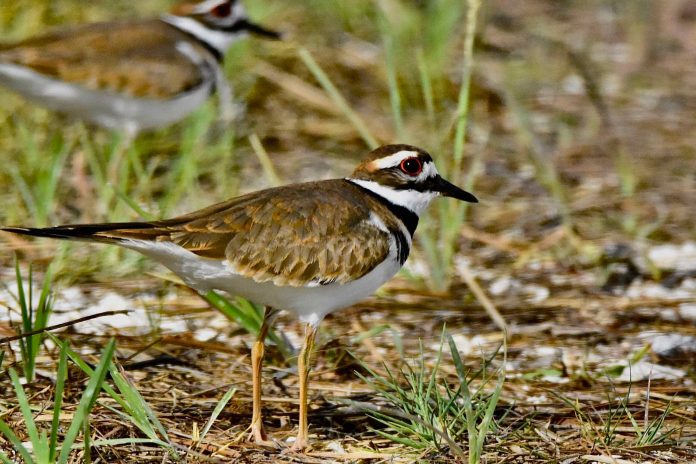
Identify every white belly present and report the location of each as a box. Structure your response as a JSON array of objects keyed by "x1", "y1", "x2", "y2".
[
  {"x1": 124, "y1": 240, "x2": 401, "y2": 326},
  {"x1": 0, "y1": 62, "x2": 213, "y2": 133}
]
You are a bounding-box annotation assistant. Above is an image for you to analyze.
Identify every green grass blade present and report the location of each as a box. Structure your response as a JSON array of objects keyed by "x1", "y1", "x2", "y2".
[
  {"x1": 83, "y1": 420, "x2": 91, "y2": 464},
  {"x1": 58, "y1": 339, "x2": 116, "y2": 464},
  {"x1": 113, "y1": 187, "x2": 155, "y2": 220},
  {"x1": 108, "y1": 365, "x2": 157, "y2": 439},
  {"x1": 29, "y1": 268, "x2": 53, "y2": 380},
  {"x1": 473, "y1": 371, "x2": 503, "y2": 462},
  {"x1": 203, "y1": 291, "x2": 260, "y2": 333},
  {"x1": 376, "y1": 6, "x2": 404, "y2": 140},
  {"x1": 0, "y1": 419, "x2": 34, "y2": 464},
  {"x1": 14, "y1": 259, "x2": 32, "y2": 379},
  {"x1": 298, "y1": 47, "x2": 378, "y2": 149},
  {"x1": 416, "y1": 48, "x2": 436, "y2": 129},
  {"x1": 9, "y1": 368, "x2": 43, "y2": 459},
  {"x1": 200, "y1": 386, "x2": 236, "y2": 441},
  {"x1": 108, "y1": 362, "x2": 172, "y2": 444},
  {"x1": 453, "y1": 0, "x2": 481, "y2": 165},
  {"x1": 49, "y1": 335, "x2": 126, "y2": 410},
  {"x1": 49, "y1": 341, "x2": 70, "y2": 462}
]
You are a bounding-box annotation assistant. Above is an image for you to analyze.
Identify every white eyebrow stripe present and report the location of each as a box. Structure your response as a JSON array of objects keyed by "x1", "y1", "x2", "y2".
[{"x1": 371, "y1": 150, "x2": 420, "y2": 169}]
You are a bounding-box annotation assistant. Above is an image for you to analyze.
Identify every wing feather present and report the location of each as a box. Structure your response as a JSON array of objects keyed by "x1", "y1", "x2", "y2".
[
  {"x1": 103, "y1": 180, "x2": 393, "y2": 287},
  {"x1": 0, "y1": 21, "x2": 206, "y2": 98}
]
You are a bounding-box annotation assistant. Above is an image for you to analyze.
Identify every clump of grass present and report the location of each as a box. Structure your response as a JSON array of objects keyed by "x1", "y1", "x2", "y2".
[
  {"x1": 0, "y1": 339, "x2": 115, "y2": 464},
  {"x1": 0, "y1": 336, "x2": 175, "y2": 462},
  {"x1": 553, "y1": 378, "x2": 680, "y2": 449},
  {"x1": 49, "y1": 335, "x2": 176, "y2": 456},
  {"x1": 7, "y1": 121, "x2": 69, "y2": 228},
  {"x1": 6, "y1": 257, "x2": 54, "y2": 382},
  {"x1": 354, "y1": 331, "x2": 505, "y2": 462}
]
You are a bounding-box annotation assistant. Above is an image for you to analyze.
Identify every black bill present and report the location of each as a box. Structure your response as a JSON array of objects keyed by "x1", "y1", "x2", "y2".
[
  {"x1": 232, "y1": 19, "x2": 282, "y2": 39},
  {"x1": 432, "y1": 176, "x2": 478, "y2": 203}
]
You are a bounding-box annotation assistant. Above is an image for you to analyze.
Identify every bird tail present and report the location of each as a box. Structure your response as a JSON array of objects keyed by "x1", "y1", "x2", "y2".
[{"x1": 1, "y1": 222, "x2": 162, "y2": 244}]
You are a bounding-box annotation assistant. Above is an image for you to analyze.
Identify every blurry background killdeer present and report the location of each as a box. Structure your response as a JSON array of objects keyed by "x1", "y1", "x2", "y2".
[
  {"x1": 2, "y1": 144, "x2": 478, "y2": 451},
  {"x1": 0, "y1": 0, "x2": 280, "y2": 135}
]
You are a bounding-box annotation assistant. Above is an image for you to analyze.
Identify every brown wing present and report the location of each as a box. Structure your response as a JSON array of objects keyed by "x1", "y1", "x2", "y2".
[
  {"x1": 0, "y1": 21, "x2": 206, "y2": 99},
  {"x1": 103, "y1": 180, "x2": 393, "y2": 287}
]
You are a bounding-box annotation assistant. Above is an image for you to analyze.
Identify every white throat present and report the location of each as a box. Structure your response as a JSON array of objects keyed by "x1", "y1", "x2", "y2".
[
  {"x1": 347, "y1": 178, "x2": 438, "y2": 216},
  {"x1": 161, "y1": 14, "x2": 241, "y2": 55}
]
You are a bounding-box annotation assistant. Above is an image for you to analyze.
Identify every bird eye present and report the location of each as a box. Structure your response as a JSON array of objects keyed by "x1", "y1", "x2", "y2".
[
  {"x1": 211, "y1": 2, "x2": 232, "y2": 17},
  {"x1": 399, "y1": 157, "x2": 422, "y2": 176}
]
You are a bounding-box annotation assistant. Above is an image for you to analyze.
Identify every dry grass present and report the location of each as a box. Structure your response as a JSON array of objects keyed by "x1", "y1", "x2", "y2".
[{"x1": 1, "y1": 0, "x2": 695, "y2": 462}]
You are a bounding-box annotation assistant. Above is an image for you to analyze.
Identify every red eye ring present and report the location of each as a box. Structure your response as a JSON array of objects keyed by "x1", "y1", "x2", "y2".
[
  {"x1": 400, "y1": 157, "x2": 422, "y2": 176},
  {"x1": 211, "y1": 2, "x2": 232, "y2": 18}
]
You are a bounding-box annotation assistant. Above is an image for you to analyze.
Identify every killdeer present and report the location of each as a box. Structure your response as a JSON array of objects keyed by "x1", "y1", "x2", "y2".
[
  {"x1": 2, "y1": 144, "x2": 478, "y2": 451},
  {"x1": 0, "y1": 0, "x2": 279, "y2": 134}
]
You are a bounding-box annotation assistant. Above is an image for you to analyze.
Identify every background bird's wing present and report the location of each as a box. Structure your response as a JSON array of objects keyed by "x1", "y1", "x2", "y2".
[{"x1": 0, "y1": 21, "x2": 206, "y2": 99}]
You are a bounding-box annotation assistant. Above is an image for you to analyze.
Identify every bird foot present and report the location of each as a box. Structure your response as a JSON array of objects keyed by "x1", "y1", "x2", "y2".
[
  {"x1": 248, "y1": 423, "x2": 271, "y2": 445},
  {"x1": 284, "y1": 437, "x2": 310, "y2": 454}
]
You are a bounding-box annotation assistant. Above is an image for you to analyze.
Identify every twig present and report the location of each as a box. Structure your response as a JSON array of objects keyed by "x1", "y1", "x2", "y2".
[
  {"x1": 0, "y1": 310, "x2": 131, "y2": 344},
  {"x1": 249, "y1": 133, "x2": 283, "y2": 187},
  {"x1": 458, "y1": 261, "x2": 508, "y2": 335}
]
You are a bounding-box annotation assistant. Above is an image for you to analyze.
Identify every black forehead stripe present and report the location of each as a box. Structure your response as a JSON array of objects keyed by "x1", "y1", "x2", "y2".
[{"x1": 347, "y1": 180, "x2": 419, "y2": 237}]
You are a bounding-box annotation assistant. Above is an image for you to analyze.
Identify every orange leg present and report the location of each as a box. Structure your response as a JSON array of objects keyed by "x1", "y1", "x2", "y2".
[
  {"x1": 290, "y1": 323, "x2": 318, "y2": 452},
  {"x1": 249, "y1": 307, "x2": 279, "y2": 443}
]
